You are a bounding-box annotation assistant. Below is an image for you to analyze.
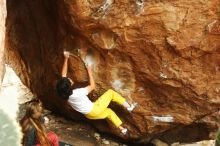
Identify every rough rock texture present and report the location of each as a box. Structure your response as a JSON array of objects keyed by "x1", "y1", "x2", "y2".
[
  {"x1": 5, "y1": 0, "x2": 220, "y2": 144},
  {"x1": 0, "y1": 0, "x2": 6, "y2": 83}
]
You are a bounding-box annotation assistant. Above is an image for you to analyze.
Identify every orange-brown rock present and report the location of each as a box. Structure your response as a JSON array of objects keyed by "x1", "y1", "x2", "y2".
[{"x1": 4, "y1": 0, "x2": 220, "y2": 144}]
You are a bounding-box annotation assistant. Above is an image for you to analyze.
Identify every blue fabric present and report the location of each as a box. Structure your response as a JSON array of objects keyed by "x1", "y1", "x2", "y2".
[{"x1": 25, "y1": 127, "x2": 36, "y2": 146}]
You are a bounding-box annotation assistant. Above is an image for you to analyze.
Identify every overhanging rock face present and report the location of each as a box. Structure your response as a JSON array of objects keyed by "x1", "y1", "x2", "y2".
[{"x1": 5, "y1": 0, "x2": 220, "y2": 143}]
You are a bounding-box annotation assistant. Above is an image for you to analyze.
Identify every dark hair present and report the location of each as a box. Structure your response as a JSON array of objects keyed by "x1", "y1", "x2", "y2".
[{"x1": 56, "y1": 77, "x2": 73, "y2": 100}]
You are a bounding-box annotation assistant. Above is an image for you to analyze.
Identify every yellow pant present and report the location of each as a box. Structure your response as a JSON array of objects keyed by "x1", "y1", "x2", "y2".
[{"x1": 85, "y1": 89, "x2": 126, "y2": 127}]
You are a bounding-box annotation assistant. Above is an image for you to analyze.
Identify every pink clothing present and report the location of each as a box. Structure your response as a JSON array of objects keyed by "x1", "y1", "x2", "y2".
[{"x1": 35, "y1": 132, "x2": 59, "y2": 146}]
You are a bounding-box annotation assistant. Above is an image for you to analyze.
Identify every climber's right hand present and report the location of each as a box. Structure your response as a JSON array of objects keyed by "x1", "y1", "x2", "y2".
[{"x1": 63, "y1": 51, "x2": 70, "y2": 58}]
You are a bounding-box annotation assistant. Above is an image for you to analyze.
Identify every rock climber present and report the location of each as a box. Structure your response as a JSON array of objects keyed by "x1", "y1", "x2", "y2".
[{"x1": 56, "y1": 50, "x2": 137, "y2": 135}]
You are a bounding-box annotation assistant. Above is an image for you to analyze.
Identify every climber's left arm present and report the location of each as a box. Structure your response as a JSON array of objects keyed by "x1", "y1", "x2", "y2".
[{"x1": 86, "y1": 65, "x2": 96, "y2": 93}]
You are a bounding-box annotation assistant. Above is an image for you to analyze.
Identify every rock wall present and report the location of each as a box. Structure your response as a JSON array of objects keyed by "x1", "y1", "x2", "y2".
[
  {"x1": 0, "y1": 0, "x2": 6, "y2": 83},
  {"x1": 5, "y1": 0, "x2": 220, "y2": 144}
]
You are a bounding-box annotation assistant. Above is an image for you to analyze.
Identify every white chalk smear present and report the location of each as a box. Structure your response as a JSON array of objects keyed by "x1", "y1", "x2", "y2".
[
  {"x1": 138, "y1": 87, "x2": 144, "y2": 92},
  {"x1": 112, "y1": 79, "x2": 124, "y2": 91},
  {"x1": 152, "y1": 115, "x2": 174, "y2": 122},
  {"x1": 160, "y1": 72, "x2": 168, "y2": 79},
  {"x1": 207, "y1": 20, "x2": 217, "y2": 32},
  {"x1": 84, "y1": 55, "x2": 95, "y2": 66},
  {"x1": 136, "y1": 0, "x2": 144, "y2": 14},
  {"x1": 102, "y1": 0, "x2": 114, "y2": 11},
  {"x1": 111, "y1": 80, "x2": 134, "y2": 102}
]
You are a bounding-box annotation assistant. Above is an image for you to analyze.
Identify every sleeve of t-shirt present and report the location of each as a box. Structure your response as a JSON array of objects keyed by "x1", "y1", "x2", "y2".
[{"x1": 72, "y1": 87, "x2": 89, "y2": 96}]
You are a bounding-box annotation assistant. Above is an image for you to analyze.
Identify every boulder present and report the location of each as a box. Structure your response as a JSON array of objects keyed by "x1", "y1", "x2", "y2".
[{"x1": 5, "y1": 0, "x2": 220, "y2": 144}]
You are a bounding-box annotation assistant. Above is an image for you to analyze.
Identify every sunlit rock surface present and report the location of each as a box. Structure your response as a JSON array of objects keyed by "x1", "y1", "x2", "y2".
[
  {"x1": 5, "y1": 0, "x2": 220, "y2": 143},
  {"x1": 0, "y1": 0, "x2": 6, "y2": 82}
]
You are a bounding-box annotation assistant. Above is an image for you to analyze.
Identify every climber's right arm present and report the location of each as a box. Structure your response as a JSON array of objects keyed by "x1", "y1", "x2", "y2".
[{"x1": 61, "y1": 51, "x2": 69, "y2": 77}]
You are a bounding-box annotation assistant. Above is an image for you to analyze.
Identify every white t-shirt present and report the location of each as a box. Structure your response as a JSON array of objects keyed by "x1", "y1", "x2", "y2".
[{"x1": 68, "y1": 87, "x2": 93, "y2": 114}]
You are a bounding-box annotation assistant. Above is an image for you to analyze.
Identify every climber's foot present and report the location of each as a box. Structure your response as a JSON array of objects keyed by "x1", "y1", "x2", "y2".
[
  {"x1": 121, "y1": 128, "x2": 128, "y2": 135},
  {"x1": 127, "y1": 102, "x2": 138, "y2": 112},
  {"x1": 119, "y1": 126, "x2": 128, "y2": 135}
]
